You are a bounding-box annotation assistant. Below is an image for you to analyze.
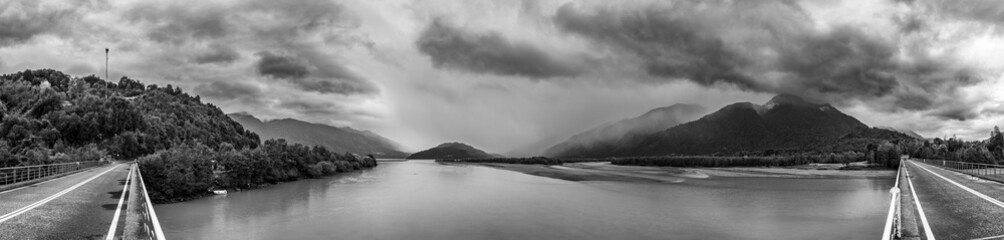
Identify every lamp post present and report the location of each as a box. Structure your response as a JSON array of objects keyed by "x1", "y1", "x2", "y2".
[{"x1": 105, "y1": 48, "x2": 109, "y2": 81}]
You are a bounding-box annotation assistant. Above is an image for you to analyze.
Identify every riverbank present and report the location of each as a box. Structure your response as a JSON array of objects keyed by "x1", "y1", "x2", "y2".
[{"x1": 462, "y1": 162, "x2": 894, "y2": 183}]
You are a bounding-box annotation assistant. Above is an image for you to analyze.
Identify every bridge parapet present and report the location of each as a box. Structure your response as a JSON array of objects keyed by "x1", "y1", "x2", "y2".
[
  {"x1": 0, "y1": 161, "x2": 106, "y2": 192},
  {"x1": 914, "y1": 159, "x2": 1004, "y2": 183},
  {"x1": 124, "y1": 164, "x2": 167, "y2": 240}
]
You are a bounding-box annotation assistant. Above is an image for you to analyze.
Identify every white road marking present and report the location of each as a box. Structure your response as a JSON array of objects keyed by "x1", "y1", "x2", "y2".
[
  {"x1": 971, "y1": 234, "x2": 1004, "y2": 240},
  {"x1": 0, "y1": 167, "x2": 97, "y2": 195},
  {"x1": 0, "y1": 164, "x2": 121, "y2": 223},
  {"x1": 905, "y1": 163, "x2": 936, "y2": 240},
  {"x1": 106, "y1": 164, "x2": 133, "y2": 240},
  {"x1": 914, "y1": 162, "x2": 1004, "y2": 208}
]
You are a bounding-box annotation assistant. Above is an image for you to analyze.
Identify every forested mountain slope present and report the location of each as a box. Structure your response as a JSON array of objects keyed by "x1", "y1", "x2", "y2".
[
  {"x1": 0, "y1": 69, "x2": 258, "y2": 166},
  {"x1": 557, "y1": 95, "x2": 914, "y2": 157},
  {"x1": 545, "y1": 104, "x2": 706, "y2": 157}
]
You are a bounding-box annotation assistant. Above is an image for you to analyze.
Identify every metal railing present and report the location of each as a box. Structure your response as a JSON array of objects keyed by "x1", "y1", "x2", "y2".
[
  {"x1": 134, "y1": 165, "x2": 167, "y2": 240},
  {"x1": 914, "y1": 159, "x2": 1004, "y2": 181},
  {"x1": 0, "y1": 162, "x2": 105, "y2": 186}
]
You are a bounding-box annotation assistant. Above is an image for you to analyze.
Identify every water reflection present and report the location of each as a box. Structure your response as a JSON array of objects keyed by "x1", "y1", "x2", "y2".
[{"x1": 157, "y1": 161, "x2": 893, "y2": 240}]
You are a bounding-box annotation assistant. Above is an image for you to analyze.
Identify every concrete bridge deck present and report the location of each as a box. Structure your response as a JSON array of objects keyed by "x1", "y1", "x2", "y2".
[
  {"x1": 896, "y1": 160, "x2": 1004, "y2": 240},
  {"x1": 0, "y1": 163, "x2": 162, "y2": 240}
]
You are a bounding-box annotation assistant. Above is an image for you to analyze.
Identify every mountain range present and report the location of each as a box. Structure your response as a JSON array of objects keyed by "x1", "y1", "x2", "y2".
[
  {"x1": 543, "y1": 104, "x2": 707, "y2": 157},
  {"x1": 228, "y1": 113, "x2": 409, "y2": 158},
  {"x1": 548, "y1": 94, "x2": 915, "y2": 158}
]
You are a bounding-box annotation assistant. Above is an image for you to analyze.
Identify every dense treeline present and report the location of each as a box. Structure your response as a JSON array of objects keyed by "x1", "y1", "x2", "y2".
[
  {"x1": 881, "y1": 127, "x2": 1004, "y2": 165},
  {"x1": 0, "y1": 69, "x2": 258, "y2": 167},
  {"x1": 607, "y1": 127, "x2": 1004, "y2": 169},
  {"x1": 140, "y1": 139, "x2": 377, "y2": 203}
]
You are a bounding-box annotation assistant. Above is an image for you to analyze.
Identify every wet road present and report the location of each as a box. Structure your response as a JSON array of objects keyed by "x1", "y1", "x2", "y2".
[
  {"x1": 0, "y1": 163, "x2": 131, "y2": 239},
  {"x1": 904, "y1": 160, "x2": 1004, "y2": 240}
]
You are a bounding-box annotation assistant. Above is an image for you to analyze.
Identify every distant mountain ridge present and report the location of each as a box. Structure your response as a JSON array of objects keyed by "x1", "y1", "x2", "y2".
[
  {"x1": 544, "y1": 104, "x2": 707, "y2": 157},
  {"x1": 878, "y1": 126, "x2": 924, "y2": 139},
  {"x1": 551, "y1": 94, "x2": 913, "y2": 158},
  {"x1": 407, "y1": 142, "x2": 494, "y2": 159},
  {"x1": 228, "y1": 112, "x2": 408, "y2": 158}
]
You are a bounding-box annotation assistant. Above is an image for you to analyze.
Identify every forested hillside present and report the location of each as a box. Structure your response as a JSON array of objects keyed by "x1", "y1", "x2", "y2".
[
  {"x1": 0, "y1": 69, "x2": 258, "y2": 166},
  {"x1": 0, "y1": 69, "x2": 379, "y2": 203}
]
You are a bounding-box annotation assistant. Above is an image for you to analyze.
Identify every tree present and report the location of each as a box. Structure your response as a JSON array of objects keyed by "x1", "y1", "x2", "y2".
[{"x1": 988, "y1": 126, "x2": 1004, "y2": 162}]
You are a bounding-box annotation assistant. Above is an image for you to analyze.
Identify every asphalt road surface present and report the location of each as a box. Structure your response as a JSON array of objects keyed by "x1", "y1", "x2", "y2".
[
  {"x1": 905, "y1": 160, "x2": 1004, "y2": 240},
  {"x1": 0, "y1": 163, "x2": 130, "y2": 240}
]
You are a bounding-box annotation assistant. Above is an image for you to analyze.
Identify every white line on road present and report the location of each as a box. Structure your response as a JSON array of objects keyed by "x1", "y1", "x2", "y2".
[
  {"x1": 914, "y1": 162, "x2": 1004, "y2": 208},
  {"x1": 905, "y1": 163, "x2": 936, "y2": 240},
  {"x1": 972, "y1": 234, "x2": 1004, "y2": 240},
  {"x1": 106, "y1": 164, "x2": 133, "y2": 240},
  {"x1": 0, "y1": 164, "x2": 121, "y2": 223}
]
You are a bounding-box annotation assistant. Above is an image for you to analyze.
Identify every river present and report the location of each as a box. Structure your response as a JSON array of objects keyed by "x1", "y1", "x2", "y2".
[{"x1": 156, "y1": 161, "x2": 893, "y2": 240}]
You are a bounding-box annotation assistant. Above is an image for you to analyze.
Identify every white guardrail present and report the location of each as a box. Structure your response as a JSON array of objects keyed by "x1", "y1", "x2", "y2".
[
  {"x1": 881, "y1": 160, "x2": 903, "y2": 240},
  {"x1": 135, "y1": 165, "x2": 167, "y2": 240}
]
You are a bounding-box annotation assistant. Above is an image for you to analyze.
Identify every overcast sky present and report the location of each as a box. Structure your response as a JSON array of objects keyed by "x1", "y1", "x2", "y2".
[{"x1": 2, "y1": 0, "x2": 1003, "y2": 153}]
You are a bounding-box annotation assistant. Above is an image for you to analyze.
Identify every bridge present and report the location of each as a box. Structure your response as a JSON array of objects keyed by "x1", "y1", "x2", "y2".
[
  {"x1": 0, "y1": 162, "x2": 165, "y2": 240},
  {"x1": 884, "y1": 159, "x2": 1004, "y2": 240},
  {"x1": 4, "y1": 158, "x2": 1004, "y2": 239}
]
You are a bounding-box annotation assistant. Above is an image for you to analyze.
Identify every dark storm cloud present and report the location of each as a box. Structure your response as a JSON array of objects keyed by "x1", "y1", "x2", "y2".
[
  {"x1": 894, "y1": 15, "x2": 926, "y2": 33},
  {"x1": 124, "y1": 0, "x2": 376, "y2": 96},
  {"x1": 124, "y1": 0, "x2": 352, "y2": 45},
  {"x1": 256, "y1": 51, "x2": 309, "y2": 79},
  {"x1": 932, "y1": 106, "x2": 979, "y2": 121},
  {"x1": 773, "y1": 26, "x2": 901, "y2": 99},
  {"x1": 243, "y1": 0, "x2": 352, "y2": 35},
  {"x1": 255, "y1": 51, "x2": 375, "y2": 95},
  {"x1": 552, "y1": 1, "x2": 981, "y2": 119},
  {"x1": 416, "y1": 19, "x2": 583, "y2": 79},
  {"x1": 196, "y1": 81, "x2": 263, "y2": 102},
  {"x1": 0, "y1": 1, "x2": 78, "y2": 47},
  {"x1": 194, "y1": 43, "x2": 240, "y2": 64},
  {"x1": 915, "y1": 0, "x2": 1004, "y2": 24},
  {"x1": 553, "y1": 5, "x2": 758, "y2": 88},
  {"x1": 125, "y1": 4, "x2": 230, "y2": 44},
  {"x1": 981, "y1": 104, "x2": 1004, "y2": 116},
  {"x1": 277, "y1": 100, "x2": 342, "y2": 115}
]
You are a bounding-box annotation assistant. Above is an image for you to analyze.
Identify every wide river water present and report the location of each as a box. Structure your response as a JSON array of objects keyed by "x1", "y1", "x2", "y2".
[{"x1": 156, "y1": 161, "x2": 893, "y2": 240}]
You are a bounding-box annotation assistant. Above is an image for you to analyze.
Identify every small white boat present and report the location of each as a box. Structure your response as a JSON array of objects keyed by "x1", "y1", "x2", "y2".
[{"x1": 213, "y1": 189, "x2": 228, "y2": 195}]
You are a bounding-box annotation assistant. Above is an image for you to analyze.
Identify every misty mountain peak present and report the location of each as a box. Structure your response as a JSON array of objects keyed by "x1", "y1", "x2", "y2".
[
  {"x1": 437, "y1": 142, "x2": 470, "y2": 148},
  {"x1": 640, "y1": 103, "x2": 704, "y2": 117},
  {"x1": 227, "y1": 112, "x2": 262, "y2": 123},
  {"x1": 764, "y1": 94, "x2": 813, "y2": 109}
]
